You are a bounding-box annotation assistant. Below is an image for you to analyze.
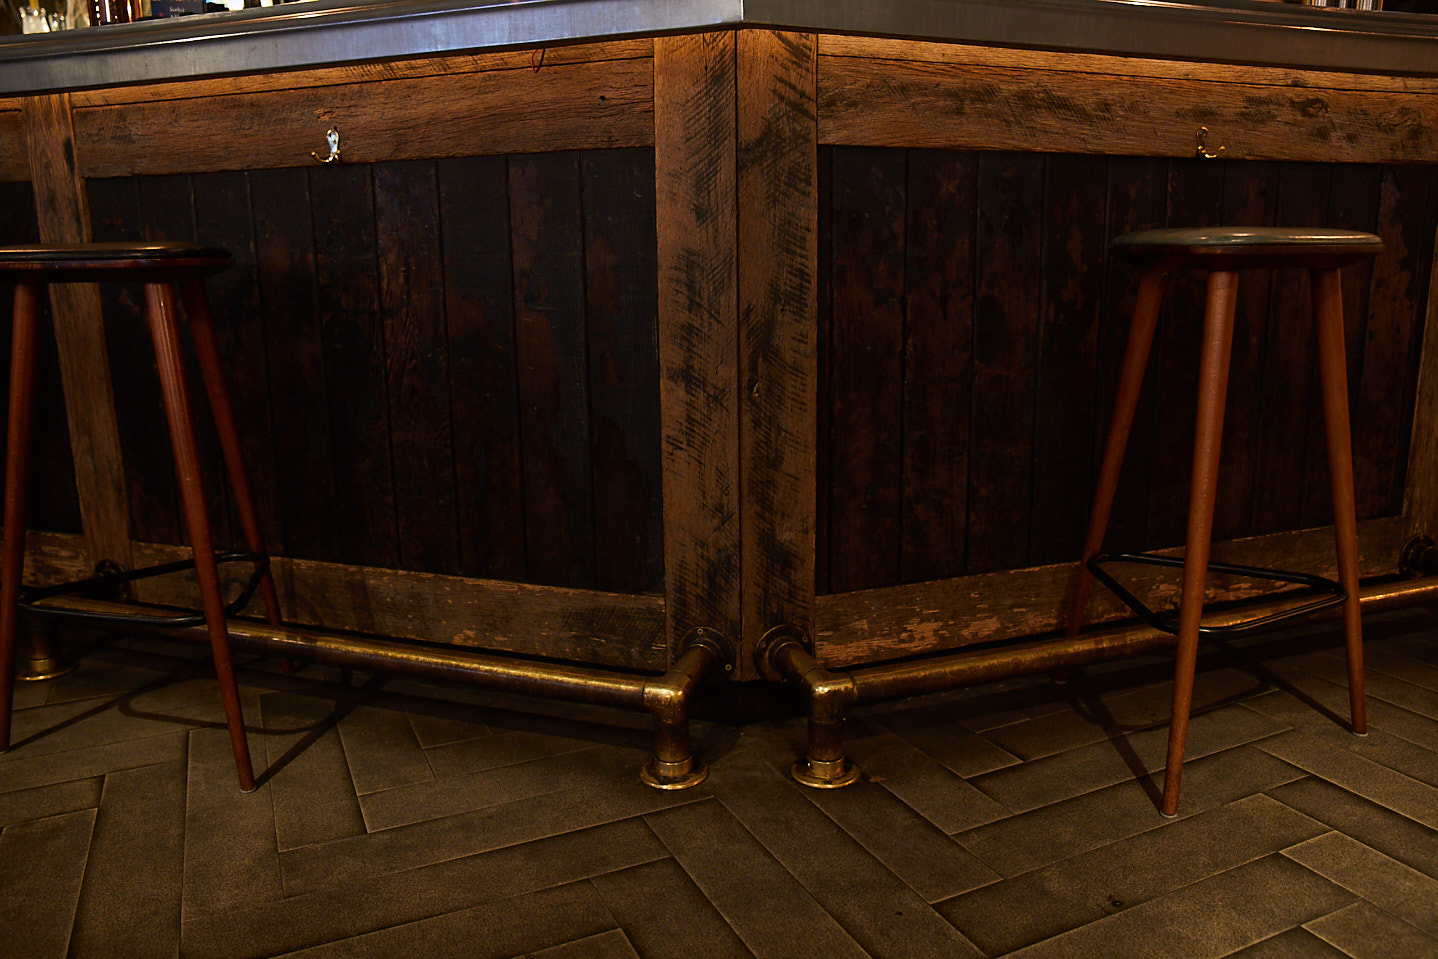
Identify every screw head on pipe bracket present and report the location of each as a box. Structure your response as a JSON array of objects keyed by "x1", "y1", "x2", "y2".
[
  {"x1": 755, "y1": 624, "x2": 812, "y2": 683},
  {"x1": 678, "y1": 626, "x2": 734, "y2": 678}
]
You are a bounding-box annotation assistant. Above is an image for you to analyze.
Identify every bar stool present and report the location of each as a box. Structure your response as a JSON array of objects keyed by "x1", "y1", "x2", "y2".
[
  {"x1": 1067, "y1": 227, "x2": 1382, "y2": 817},
  {"x1": 0, "y1": 242, "x2": 283, "y2": 792}
]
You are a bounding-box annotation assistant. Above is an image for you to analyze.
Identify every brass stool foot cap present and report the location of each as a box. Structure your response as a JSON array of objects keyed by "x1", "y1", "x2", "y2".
[
  {"x1": 640, "y1": 759, "x2": 708, "y2": 790},
  {"x1": 791, "y1": 758, "x2": 860, "y2": 789}
]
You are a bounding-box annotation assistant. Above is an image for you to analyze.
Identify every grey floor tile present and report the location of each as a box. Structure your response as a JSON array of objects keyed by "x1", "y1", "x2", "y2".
[
  {"x1": 877, "y1": 711, "x2": 1022, "y2": 778},
  {"x1": 0, "y1": 731, "x2": 187, "y2": 794},
  {"x1": 1282, "y1": 832, "x2": 1438, "y2": 937},
  {"x1": 274, "y1": 880, "x2": 620, "y2": 959},
  {"x1": 33, "y1": 658, "x2": 173, "y2": 707},
  {"x1": 707, "y1": 736, "x2": 983, "y2": 959},
  {"x1": 357, "y1": 743, "x2": 646, "y2": 831},
  {"x1": 845, "y1": 731, "x2": 1009, "y2": 833},
  {"x1": 1243, "y1": 680, "x2": 1438, "y2": 771},
  {"x1": 0, "y1": 807, "x2": 96, "y2": 959},
  {"x1": 969, "y1": 704, "x2": 1288, "y2": 813},
  {"x1": 423, "y1": 727, "x2": 602, "y2": 780},
  {"x1": 180, "y1": 818, "x2": 666, "y2": 959},
  {"x1": 1266, "y1": 777, "x2": 1438, "y2": 879},
  {"x1": 405, "y1": 704, "x2": 491, "y2": 749},
  {"x1": 1224, "y1": 926, "x2": 1348, "y2": 958},
  {"x1": 1304, "y1": 900, "x2": 1438, "y2": 959},
  {"x1": 69, "y1": 761, "x2": 186, "y2": 959},
  {"x1": 941, "y1": 794, "x2": 1327, "y2": 956},
  {"x1": 0, "y1": 775, "x2": 101, "y2": 827},
  {"x1": 1006, "y1": 855, "x2": 1353, "y2": 959},
  {"x1": 180, "y1": 727, "x2": 283, "y2": 921},
  {"x1": 260, "y1": 691, "x2": 366, "y2": 851},
  {"x1": 1256, "y1": 729, "x2": 1438, "y2": 830},
  {"x1": 337, "y1": 701, "x2": 434, "y2": 794},
  {"x1": 802, "y1": 777, "x2": 1000, "y2": 903},
  {"x1": 590, "y1": 858, "x2": 751, "y2": 959},
  {"x1": 526, "y1": 928, "x2": 642, "y2": 959},
  {"x1": 645, "y1": 798, "x2": 868, "y2": 959},
  {"x1": 957, "y1": 745, "x2": 1306, "y2": 878},
  {"x1": 281, "y1": 772, "x2": 705, "y2": 897}
]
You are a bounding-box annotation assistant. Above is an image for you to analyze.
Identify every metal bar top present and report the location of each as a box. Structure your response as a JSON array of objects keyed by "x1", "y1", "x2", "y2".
[{"x1": 1, "y1": 0, "x2": 1437, "y2": 96}]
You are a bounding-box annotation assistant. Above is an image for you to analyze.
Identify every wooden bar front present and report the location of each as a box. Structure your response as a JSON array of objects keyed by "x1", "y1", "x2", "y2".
[{"x1": 1, "y1": 12, "x2": 1435, "y2": 687}]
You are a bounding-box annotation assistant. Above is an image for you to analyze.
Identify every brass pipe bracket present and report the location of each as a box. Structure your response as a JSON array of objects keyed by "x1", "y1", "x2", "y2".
[
  {"x1": 639, "y1": 627, "x2": 731, "y2": 790},
  {"x1": 759, "y1": 626, "x2": 861, "y2": 789}
]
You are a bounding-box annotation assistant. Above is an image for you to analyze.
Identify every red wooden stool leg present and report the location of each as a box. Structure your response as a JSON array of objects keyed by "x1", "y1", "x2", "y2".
[
  {"x1": 179, "y1": 281, "x2": 284, "y2": 634},
  {"x1": 1162, "y1": 269, "x2": 1239, "y2": 817},
  {"x1": 1067, "y1": 266, "x2": 1166, "y2": 639},
  {"x1": 0, "y1": 284, "x2": 43, "y2": 752},
  {"x1": 1311, "y1": 267, "x2": 1366, "y2": 735},
  {"x1": 146, "y1": 281, "x2": 256, "y2": 791}
]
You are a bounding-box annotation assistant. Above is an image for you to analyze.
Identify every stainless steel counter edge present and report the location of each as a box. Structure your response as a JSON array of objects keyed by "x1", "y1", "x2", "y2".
[{"x1": 2, "y1": 0, "x2": 1437, "y2": 96}]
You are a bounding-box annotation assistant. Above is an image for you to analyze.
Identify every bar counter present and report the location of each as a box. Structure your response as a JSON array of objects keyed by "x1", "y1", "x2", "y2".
[{"x1": 2, "y1": 0, "x2": 1437, "y2": 715}]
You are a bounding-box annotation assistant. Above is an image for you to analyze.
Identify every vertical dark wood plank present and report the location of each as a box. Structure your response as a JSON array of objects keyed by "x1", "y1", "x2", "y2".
[
  {"x1": 192, "y1": 171, "x2": 282, "y2": 554},
  {"x1": 1097, "y1": 156, "x2": 1168, "y2": 552},
  {"x1": 1029, "y1": 154, "x2": 1106, "y2": 567},
  {"x1": 969, "y1": 150, "x2": 1042, "y2": 573},
  {"x1": 900, "y1": 149, "x2": 975, "y2": 583},
  {"x1": 439, "y1": 155, "x2": 526, "y2": 583},
  {"x1": 90, "y1": 175, "x2": 183, "y2": 547},
  {"x1": 1357, "y1": 164, "x2": 1433, "y2": 520},
  {"x1": 1301, "y1": 163, "x2": 1381, "y2": 528},
  {"x1": 509, "y1": 152, "x2": 592, "y2": 588},
  {"x1": 375, "y1": 159, "x2": 459, "y2": 576},
  {"x1": 23, "y1": 94, "x2": 133, "y2": 570},
  {"x1": 828, "y1": 147, "x2": 905, "y2": 591},
  {"x1": 1215, "y1": 160, "x2": 1279, "y2": 542},
  {"x1": 1251, "y1": 162, "x2": 1330, "y2": 534},
  {"x1": 1400, "y1": 167, "x2": 1438, "y2": 540},
  {"x1": 654, "y1": 32, "x2": 742, "y2": 664},
  {"x1": 1147, "y1": 157, "x2": 1225, "y2": 548},
  {"x1": 815, "y1": 146, "x2": 833, "y2": 596},
  {"x1": 252, "y1": 167, "x2": 332, "y2": 561},
  {"x1": 738, "y1": 30, "x2": 818, "y2": 651},
  {"x1": 311, "y1": 163, "x2": 399, "y2": 570},
  {"x1": 583, "y1": 147, "x2": 663, "y2": 594}
]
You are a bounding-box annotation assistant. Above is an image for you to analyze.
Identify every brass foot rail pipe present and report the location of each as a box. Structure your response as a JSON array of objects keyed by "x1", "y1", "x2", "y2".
[
  {"x1": 760, "y1": 575, "x2": 1438, "y2": 788},
  {"x1": 31, "y1": 594, "x2": 728, "y2": 789}
]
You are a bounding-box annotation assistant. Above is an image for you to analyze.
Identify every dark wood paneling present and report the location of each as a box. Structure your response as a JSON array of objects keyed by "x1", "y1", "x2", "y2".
[
  {"x1": 0, "y1": 109, "x2": 26, "y2": 182},
  {"x1": 439, "y1": 155, "x2": 526, "y2": 583}
]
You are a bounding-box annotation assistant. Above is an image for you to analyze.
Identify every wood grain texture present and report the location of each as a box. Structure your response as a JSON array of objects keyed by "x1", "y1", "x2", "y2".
[
  {"x1": 16, "y1": 530, "x2": 665, "y2": 672},
  {"x1": 439, "y1": 155, "x2": 526, "y2": 583},
  {"x1": 738, "y1": 30, "x2": 818, "y2": 652},
  {"x1": 654, "y1": 32, "x2": 742, "y2": 667},
  {"x1": 1402, "y1": 214, "x2": 1438, "y2": 539},
  {"x1": 22, "y1": 94, "x2": 133, "y2": 571},
  {"x1": 70, "y1": 39, "x2": 655, "y2": 108},
  {"x1": 73, "y1": 59, "x2": 654, "y2": 178},
  {"x1": 509, "y1": 152, "x2": 594, "y2": 589},
  {"x1": 0, "y1": 109, "x2": 27, "y2": 182},
  {"x1": 818, "y1": 55, "x2": 1438, "y2": 162},
  {"x1": 816, "y1": 516, "x2": 1408, "y2": 667},
  {"x1": 375, "y1": 160, "x2": 459, "y2": 575}
]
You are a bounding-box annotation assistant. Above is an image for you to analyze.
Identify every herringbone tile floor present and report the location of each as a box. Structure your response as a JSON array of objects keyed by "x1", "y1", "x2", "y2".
[{"x1": 2, "y1": 607, "x2": 1437, "y2": 958}]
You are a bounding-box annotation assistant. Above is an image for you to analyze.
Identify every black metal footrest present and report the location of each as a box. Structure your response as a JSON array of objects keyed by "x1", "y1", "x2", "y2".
[
  {"x1": 18, "y1": 551, "x2": 270, "y2": 628},
  {"x1": 1088, "y1": 551, "x2": 1346, "y2": 637}
]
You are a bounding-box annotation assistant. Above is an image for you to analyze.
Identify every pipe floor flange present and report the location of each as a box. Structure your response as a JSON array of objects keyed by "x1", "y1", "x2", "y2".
[
  {"x1": 640, "y1": 759, "x2": 708, "y2": 790},
  {"x1": 20, "y1": 654, "x2": 76, "y2": 681},
  {"x1": 791, "y1": 758, "x2": 860, "y2": 789}
]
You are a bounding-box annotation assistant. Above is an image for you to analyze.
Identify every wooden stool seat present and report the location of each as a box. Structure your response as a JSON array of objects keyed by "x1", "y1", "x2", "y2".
[
  {"x1": 0, "y1": 241, "x2": 281, "y2": 792},
  {"x1": 1068, "y1": 226, "x2": 1380, "y2": 817}
]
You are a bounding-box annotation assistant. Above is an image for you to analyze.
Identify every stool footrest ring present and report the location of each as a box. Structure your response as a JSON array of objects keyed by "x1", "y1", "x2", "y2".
[
  {"x1": 1087, "y1": 551, "x2": 1346, "y2": 637},
  {"x1": 18, "y1": 551, "x2": 271, "y2": 628}
]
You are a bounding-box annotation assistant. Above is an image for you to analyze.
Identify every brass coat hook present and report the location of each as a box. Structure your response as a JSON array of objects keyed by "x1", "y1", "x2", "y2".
[
  {"x1": 1196, "y1": 126, "x2": 1225, "y2": 159},
  {"x1": 311, "y1": 127, "x2": 342, "y2": 164}
]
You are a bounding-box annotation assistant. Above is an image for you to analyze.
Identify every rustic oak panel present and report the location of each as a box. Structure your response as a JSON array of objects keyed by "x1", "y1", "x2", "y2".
[
  {"x1": 818, "y1": 56, "x2": 1438, "y2": 162},
  {"x1": 900, "y1": 150, "x2": 975, "y2": 584},
  {"x1": 70, "y1": 39, "x2": 655, "y2": 107},
  {"x1": 24, "y1": 93, "x2": 133, "y2": 571},
  {"x1": 439, "y1": 155, "x2": 526, "y2": 583},
  {"x1": 816, "y1": 147, "x2": 833, "y2": 595},
  {"x1": 311, "y1": 163, "x2": 398, "y2": 569},
  {"x1": 816, "y1": 517, "x2": 1409, "y2": 666},
  {"x1": 0, "y1": 109, "x2": 26, "y2": 182},
  {"x1": 738, "y1": 30, "x2": 819, "y2": 651},
  {"x1": 1403, "y1": 225, "x2": 1438, "y2": 539},
  {"x1": 510, "y1": 152, "x2": 595, "y2": 589},
  {"x1": 583, "y1": 148, "x2": 663, "y2": 595},
  {"x1": 654, "y1": 32, "x2": 743, "y2": 665},
  {"x1": 73, "y1": 59, "x2": 655, "y2": 177}
]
